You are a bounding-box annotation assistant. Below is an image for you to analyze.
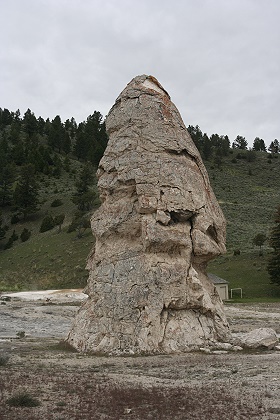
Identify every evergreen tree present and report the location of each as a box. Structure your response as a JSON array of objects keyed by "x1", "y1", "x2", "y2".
[
  {"x1": 74, "y1": 122, "x2": 88, "y2": 160},
  {"x1": 23, "y1": 109, "x2": 38, "y2": 138},
  {"x1": 267, "y1": 206, "x2": 280, "y2": 285},
  {"x1": 20, "y1": 227, "x2": 31, "y2": 242},
  {"x1": 187, "y1": 125, "x2": 203, "y2": 152},
  {"x1": 202, "y1": 134, "x2": 212, "y2": 160},
  {"x1": 216, "y1": 135, "x2": 230, "y2": 156},
  {"x1": 72, "y1": 163, "x2": 96, "y2": 211},
  {"x1": 37, "y1": 116, "x2": 45, "y2": 135},
  {"x1": 13, "y1": 164, "x2": 39, "y2": 219},
  {"x1": 232, "y1": 135, "x2": 248, "y2": 150},
  {"x1": 0, "y1": 163, "x2": 16, "y2": 206},
  {"x1": 268, "y1": 139, "x2": 279, "y2": 154},
  {"x1": 73, "y1": 112, "x2": 108, "y2": 164},
  {"x1": 11, "y1": 140, "x2": 26, "y2": 165},
  {"x1": 48, "y1": 115, "x2": 63, "y2": 152},
  {"x1": 61, "y1": 129, "x2": 71, "y2": 154},
  {"x1": 253, "y1": 137, "x2": 267, "y2": 152},
  {"x1": 0, "y1": 108, "x2": 13, "y2": 127},
  {"x1": 67, "y1": 211, "x2": 91, "y2": 238},
  {"x1": 64, "y1": 117, "x2": 77, "y2": 140},
  {"x1": 40, "y1": 215, "x2": 55, "y2": 232},
  {"x1": 9, "y1": 119, "x2": 21, "y2": 145},
  {"x1": 0, "y1": 212, "x2": 6, "y2": 241}
]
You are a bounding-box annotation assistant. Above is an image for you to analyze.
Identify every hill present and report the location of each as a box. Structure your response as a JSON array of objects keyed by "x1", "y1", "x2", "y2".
[
  {"x1": 0, "y1": 158, "x2": 98, "y2": 291},
  {"x1": 0, "y1": 149, "x2": 278, "y2": 299},
  {"x1": 205, "y1": 150, "x2": 280, "y2": 300},
  {"x1": 0, "y1": 108, "x2": 279, "y2": 299}
]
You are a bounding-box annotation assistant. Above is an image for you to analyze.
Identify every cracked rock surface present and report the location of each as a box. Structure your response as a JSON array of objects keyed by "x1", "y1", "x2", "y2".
[{"x1": 67, "y1": 75, "x2": 230, "y2": 354}]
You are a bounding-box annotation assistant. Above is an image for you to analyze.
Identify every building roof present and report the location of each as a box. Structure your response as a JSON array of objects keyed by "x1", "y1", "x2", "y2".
[{"x1": 208, "y1": 273, "x2": 229, "y2": 285}]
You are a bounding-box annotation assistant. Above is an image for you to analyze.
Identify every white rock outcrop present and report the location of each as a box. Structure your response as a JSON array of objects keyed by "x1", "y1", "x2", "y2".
[
  {"x1": 239, "y1": 328, "x2": 279, "y2": 350},
  {"x1": 67, "y1": 75, "x2": 230, "y2": 354}
]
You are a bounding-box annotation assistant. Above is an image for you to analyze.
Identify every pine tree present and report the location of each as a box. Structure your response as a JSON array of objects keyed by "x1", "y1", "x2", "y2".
[
  {"x1": 48, "y1": 115, "x2": 64, "y2": 152},
  {"x1": 187, "y1": 125, "x2": 203, "y2": 152},
  {"x1": 72, "y1": 163, "x2": 96, "y2": 211},
  {"x1": 253, "y1": 137, "x2": 267, "y2": 152},
  {"x1": 13, "y1": 164, "x2": 39, "y2": 219},
  {"x1": 0, "y1": 212, "x2": 6, "y2": 241},
  {"x1": 23, "y1": 108, "x2": 38, "y2": 138},
  {"x1": 267, "y1": 205, "x2": 280, "y2": 285},
  {"x1": 0, "y1": 163, "x2": 15, "y2": 206},
  {"x1": 232, "y1": 135, "x2": 248, "y2": 150}
]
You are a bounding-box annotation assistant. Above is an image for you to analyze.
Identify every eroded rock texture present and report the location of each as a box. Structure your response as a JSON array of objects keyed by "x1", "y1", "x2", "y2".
[{"x1": 67, "y1": 75, "x2": 230, "y2": 354}]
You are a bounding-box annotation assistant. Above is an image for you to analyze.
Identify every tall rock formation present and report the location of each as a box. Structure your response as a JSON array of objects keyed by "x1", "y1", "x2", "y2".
[{"x1": 67, "y1": 75, "x2": 230, "y2": 354}]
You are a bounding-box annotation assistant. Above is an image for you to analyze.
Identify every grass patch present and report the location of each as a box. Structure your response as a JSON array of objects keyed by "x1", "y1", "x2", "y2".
[
  {"x1": 49, "y1": 340, "x2": 78, "y2": 352},
  {"x1": 6, "y1": 392, "x2": 40, "y2": 407},
  {"x1": 0, "y1": 229, "x2": 93, "y2": 291},
  {"x1": 0, "y1": 353, "x2": 9, "y2": 366},
  {"x1": 209, "y1": 251, "x2": 280, "y2": 300},
  {"x1": 225, "y1": 297, "x2": 280, "y2": 304}
]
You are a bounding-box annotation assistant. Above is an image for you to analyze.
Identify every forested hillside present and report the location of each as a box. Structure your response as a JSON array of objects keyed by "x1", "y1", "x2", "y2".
[{"x1": 0, "y1": 107, "x2": 279, "y2": 298}]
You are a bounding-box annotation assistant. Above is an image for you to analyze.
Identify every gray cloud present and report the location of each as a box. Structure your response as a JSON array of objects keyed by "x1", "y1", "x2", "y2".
[{"x1": 1, "y1": 0, "x2": 279, "y2": 146}]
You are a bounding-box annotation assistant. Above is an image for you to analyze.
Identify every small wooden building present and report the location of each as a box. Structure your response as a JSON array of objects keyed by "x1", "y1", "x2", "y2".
[{"x1": 208, "y1": 273, "x2": 229, "y2": 301}]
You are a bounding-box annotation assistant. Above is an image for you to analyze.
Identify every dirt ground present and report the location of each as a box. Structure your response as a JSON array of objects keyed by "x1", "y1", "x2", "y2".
[{"x1": 1, "y1": 291, "x2": 280, "y2": 419}]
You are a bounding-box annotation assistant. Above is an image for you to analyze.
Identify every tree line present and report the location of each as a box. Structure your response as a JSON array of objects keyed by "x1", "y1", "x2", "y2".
[
  {"x1": 0, "y1": 107, "x2": 108, "y2": 213},
  {"x1": 187, "y1": 124, "x2": 279, "y2": 161},
  {"x1": 0, "y1": 107, "x2": 107, "y2": 246}
]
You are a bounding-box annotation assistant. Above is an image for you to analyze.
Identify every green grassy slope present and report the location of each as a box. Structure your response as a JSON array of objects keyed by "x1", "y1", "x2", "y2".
[
  {"x1": 0, "y1": 150, "x2": 279, "y2": 299},
  {"x1": 0, "y1": 159, "x2": 96, "y2": 291},
  {"x1": 0, "y1": 229, "x2": 93, "y2": 291},
  {"x1": 206, "y1": 151, "x2": 280, "y2": 300},
  {"x1": 205, "y1": 151, "x2": 280, "y2": 252}
]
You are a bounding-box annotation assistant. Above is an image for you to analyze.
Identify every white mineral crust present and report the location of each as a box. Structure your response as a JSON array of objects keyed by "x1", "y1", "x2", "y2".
[{"x1": 67, "y1": 75, "x2": 230, "y2": 354}]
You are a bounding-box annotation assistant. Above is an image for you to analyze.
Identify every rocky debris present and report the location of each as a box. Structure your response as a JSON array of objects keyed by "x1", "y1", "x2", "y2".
[
  {"x1": 199, "y1": 342, "x2": 243, "y2": 354},
  {"x1": 67, "y1": 75, "x2": 230, "y2": 355},
  {"x1": 238, "y1": 328, "x2": 279, "y2": 350}
]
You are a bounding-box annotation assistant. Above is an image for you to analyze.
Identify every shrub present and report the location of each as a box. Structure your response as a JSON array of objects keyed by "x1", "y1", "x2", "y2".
[
  {"x1": 40, "y1": 215, "x2": 55, "y2": 233},
  {"x1": 53, "y1": 214, "x2": 65, "y2": 232},
  {"x1": 0, "y1": 353, "x2": 9, "y2": 366},
  {"x1": 4, "y1": 230, "x2": 19, "y2": 249},
  {"x1": 20, "y1": 228, "x2": 31, "y2": 242},
  {"x1": 51, "y1": 198, "x2": 63, "y2": 207},
  {"x1": 4, "y1": 237, "x2": 14, "y2": 250},
  {"x1": 11, "y1": 230, "x2": 18, "y2": 241},
  {"x1": 6, "y1": 392, "x2": 40, "y2": 407},
  {"x1": 246, "y1": 150, "x2": 256, "y2": 162},
  {"x1": 11, "y1": 213, "x2": 20, "y2": 224}
]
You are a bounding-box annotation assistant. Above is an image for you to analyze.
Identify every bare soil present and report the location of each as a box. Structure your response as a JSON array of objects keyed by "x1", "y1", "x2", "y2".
[{"x1": 1, "y1": 293, "x2": 280, "y2": 419}]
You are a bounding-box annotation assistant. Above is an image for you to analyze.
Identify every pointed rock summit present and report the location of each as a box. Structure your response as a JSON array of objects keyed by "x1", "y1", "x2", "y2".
[{"x1": 67, "y1": 75, "x2": 230, "y2": 354}]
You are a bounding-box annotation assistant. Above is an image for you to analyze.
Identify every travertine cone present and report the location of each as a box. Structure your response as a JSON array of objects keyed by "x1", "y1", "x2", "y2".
[{"x1": 67, "y1": 75, "x2": 230, "y2": 354}]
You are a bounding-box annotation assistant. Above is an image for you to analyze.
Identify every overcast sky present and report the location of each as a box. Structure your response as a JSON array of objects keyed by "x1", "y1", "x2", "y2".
[{"x1": 1, "y1": 0, "x2": 279, "y2": 146}]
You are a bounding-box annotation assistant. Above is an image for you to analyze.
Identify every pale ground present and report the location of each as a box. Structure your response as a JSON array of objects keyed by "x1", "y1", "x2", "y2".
[{"x1": 1, "y1": 290, "x2": 280, "y2": 419}]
